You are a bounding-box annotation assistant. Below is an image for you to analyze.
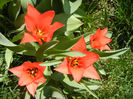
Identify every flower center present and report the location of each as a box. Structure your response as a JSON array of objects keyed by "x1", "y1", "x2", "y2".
[
  {"x1": 35, "y1": 29, "x2": 45, "y2": 36},
  {"x1": 27, "y1": 67, "x2": 38, "y2": 77},
  {"x1": 71, "y1": 58, "x2": 79, "y2": 68}
]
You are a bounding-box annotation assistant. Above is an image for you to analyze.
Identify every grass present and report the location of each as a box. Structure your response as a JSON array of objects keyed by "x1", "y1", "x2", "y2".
[{"x1": 96, "y1": 50, "x2": 133, "y2": 98}]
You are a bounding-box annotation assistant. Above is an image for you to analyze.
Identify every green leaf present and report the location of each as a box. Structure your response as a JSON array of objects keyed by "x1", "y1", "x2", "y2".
[
  {"x1": 93, "y1": 48, "x2": 129, "y2": 59},
  {"x1": 40, "y1": 60, "x2": 62, "y2": 66},
  {"x1": 51, "y1": 0, "x2": 63, "y2": 13},
  {"x1": 57, "y1": 50, "x2": 85, "y2": 57},
  {"x1": 0, "y1": 74, "x2": 4, "y2": 82},
  {"x1": 14, "y1": 14, "x2": 25, "y2": 28},
  {"x1": 20, "y1": 0, "x2": 37, "y2": 12},
  {"x1": 36, "y1": 0, "x2": 51, "y2": 13},
  {"x1": 99, "y1": 69, "x2": 106, "y2": 75},
  {"x1": 62, "y1": 0, "x2": 82, "y2": 14},
  {"x1": 80, "y1": 82, "x2": 99, "y2": 99},
  {"x1": 87, "y1": 85, "x2": 100, "y2": 90},
  {"x1": 67, "y1": 15, "x2": 83, "y2": 32},
  {"x1": 0, "y1": 0, "x2": 12, "y2": 9},
  {"x1": 45, "y1": 49, "x2": 85, "y2": 57},
  {"x1": 62, "y1": 75, "x2": 83, "y2": 89},
  {"x1": 42, "y1": 86, "x2": 65, "y2": 99},
  {"x1": 106, "y1": 31, "x2": 112, "y2": 38},
  {"x1": 8, "y1": 0, "x2": 21, "y2": 21},
  {"x1": 43, "y1": 67, "x2": 53, "y2": 76},
  {"x1": 55, "y1": 36, "x2": 80, "y2": 50},
  {"x1": 35, "y1": 41, "x2": 59, "y2": 61},
  {"x1": 8, "y1": 24, "x2": 25, "y2": 34},
  {"x1": 9, "y1": 42, "x2": 39, "y2": 56},
  {"x1": 54, "y1": 13, "x2": 83, "y2": 33},
  {"x1": 51, "y1": 72, "x2": 65, "y2": 81},
  {"x1": 24, "y1": 91, "x2": 30, "y2": 99},
  {"x1": 5, "y1": 48, "x2": 13, "y2": 69},
  {"x1": 0, "y1": 32, "x2": 16, "y2": 46}
]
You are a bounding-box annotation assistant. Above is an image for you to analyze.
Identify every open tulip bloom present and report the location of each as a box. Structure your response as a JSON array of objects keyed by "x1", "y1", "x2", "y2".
[
  {"x1": 8, "y1": 62, "x2": 46, "y2": 96},
  {"x1": 55, "y1": 37, "x2": 100, "y2": 82},
  {"x1": 20, "y1": 4, "x2": 64, "y2": 45},
  {"x1": 90, "y1": 28, "x2": 112, "y2": 51}
]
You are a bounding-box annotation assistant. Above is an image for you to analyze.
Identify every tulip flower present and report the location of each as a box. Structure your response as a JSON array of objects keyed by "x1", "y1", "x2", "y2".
[
  {"x1": 8, "y1": 62, "x2": 46, "y2": 96},
  {"x1": 90, "y1": 28, "x2": 112, "y2": 51},
  {"x1": 20, "y1": 4, "x2": 63, "y2": 44},
  {"x1": 55, "y1": 37, "x2": 100, "y2": 82}
]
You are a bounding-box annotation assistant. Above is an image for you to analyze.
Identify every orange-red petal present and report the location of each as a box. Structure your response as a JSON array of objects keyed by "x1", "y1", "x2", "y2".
[
  {"x1": 40, "y1": 11, "x2": 55, "y2": 28},
  {"x1": 26, "y1": 82, "x2": 38, "y2": 96},
  {"x1": 83, "y1": 65, "x2": 100, "y2": 80},
  {"x1": 25, "y1": 15, "x2": 37, "y2": 33},
  {"x1": 100, "y1": 28, "x2": 108, "y2": 36},
  {"x1": 44, "y1": 22, "x2": 64, "y2": 42},
  {"x1": 100, "y1": 45, "x2": 111, "y2": 51},
  {"x1": 79, "y1": 51, "x2": 99, "y2": 68},
  {"x1": 8, "y1": 66, "x2": 23, "y2": 77},
  {"x1": 71, "y1": 37, "x2": 87, "y2": 53},
  {"x1": 20, "y1": 32, "x2": 38, "y2": 44},
  {"x1": 18, "y1": 71, "x2": 33, "y2": 86},
  {"x1": 54, "y1": 58, "x2": 70, "y2": 74},
  {"x1": 27, "y1": 4, "x2": 40, "y2": 20},
  {"x1": 70, "y1": 67, "x2": 85, "y2": 82},
  {"x1": 34, "y1": 76, "x2": 45, "y2": 84}
]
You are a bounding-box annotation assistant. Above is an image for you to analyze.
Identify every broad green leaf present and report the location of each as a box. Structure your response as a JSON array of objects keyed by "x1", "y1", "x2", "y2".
[
  {"x1": 55, "y1": 31, "x2": 91, "y2": 50},
  {"x1": 43, "y1": 67, "x2": 53, "y2": 76},
  {"x1": 36, "y1": 0, "x2": 51, "y2": 13},
  {"x1": 51, "y1": 72, "x2": 65, "y2": 81},
  {"x1": 87, "y1": 85, "x2": 100, "y2": 90},
  {"x1": 42, "y1": 86, "x2": 65, "y2": 99},
  {"x1": 51, "y1": 0, "x2": 63, "y2": 13},
  {"x1": 24, "y1": 91, "x2": 30, "y2": 99},
  {"x1": 67, "y1": 15, "x2": 83, "y2": 32},
  {"x1": 8, "y1": 24, "x2": 25, "y2": 34},
  {"x1": 14, "y1": 14, "x2": 25, "y2": 28},
  {"x1": 0, "y1": 32, "x2": 16, "y2": 46},
  {"x1": 62, "y1": 0, "x2": 82, "y2": 14},
  {"x1": 41, "y1": 60, "x2": 62, "y2": 66},
  {"x1": 20, "y1": 0, "x2": 37, "y2": 12},
  {"x1": 8, "y1": 0, "x2": 21, "y2": 21},
  {"x1": 99, "y1": 69, "x2": 106, "y2": 75},
  {"x1": 9, "y1": 42, "x2": 39, "y2": 56},
  {"x1": 106, "y1": 31, "x2": 112, "y2": 38},
  {"x1": 57, "y1": 50, "x2": 85, "y2": 57},
  {"x1": 5, "y1": 48, "x2": 13, "y2": 69},
  {"x1": 54, "y1": 36, "x2": 80, "y2": 50},
  {"x1": 62, "y1": 75, "x2": 100, "y2": 98},
  {"x1": 80, "y1": 82, "x2": 98, "y2": 99},
  {"x1": 54, "y1": 13, "x2": 83, "y2": 33},
  {"x1": 45, "y1": 49, "x2": 85, "y2": 57},
  {"x1": 11, "y1": 31, "x2": 24, "y2": 42},
  {"x1": 62, "y1": 75, "x2": 84, "y2": 89},
  {"x1": 35, "y1": 41, "x2": 59, "y2": 61},
  {"x1": 93, "y1": 48, "x2": 129, "y2": 59},
  {"x1": 0, "y1": 74, "x2": 4, "y2": 82},
  {"x1": 73, "y1": 8, "x2": 85, "y2": 18},
  {"x1": 0, "y1": 0, "x2": 12, "y2": 9}
]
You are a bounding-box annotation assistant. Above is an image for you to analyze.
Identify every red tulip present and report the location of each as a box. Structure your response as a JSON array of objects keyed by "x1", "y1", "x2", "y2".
[
  {"x1": 55, "y1": 37, "x2": 100, "y2": 82},
  {"x1": 20, "y1": 4, "x2": 64, "y2": 44},
  {"x1": 8, "y1": 62, "x2": 46, "y2": 96},
  {"x1": 90, "y1": 28, "x2": 112, "y2": 51}
]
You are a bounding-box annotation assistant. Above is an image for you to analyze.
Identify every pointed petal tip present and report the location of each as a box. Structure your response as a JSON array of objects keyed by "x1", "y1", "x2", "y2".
[
  {"x1": 83, "y1": 65, "x2": 101, "y2": 80},
  {"x1": 26, "y1": 82, "x2": 38, "y2": 97}
]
